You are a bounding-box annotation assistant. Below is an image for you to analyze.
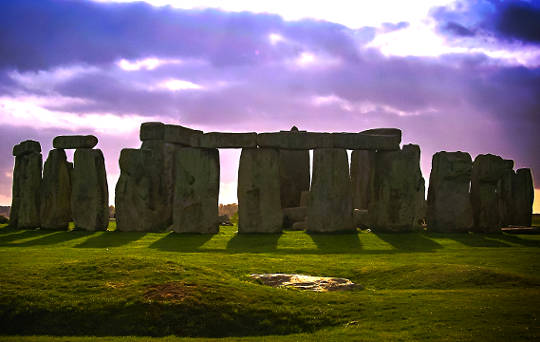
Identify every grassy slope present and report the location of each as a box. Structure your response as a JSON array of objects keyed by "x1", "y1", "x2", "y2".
[{"x1": 0, "y1": 222, "x2": 539, "y2": 342}]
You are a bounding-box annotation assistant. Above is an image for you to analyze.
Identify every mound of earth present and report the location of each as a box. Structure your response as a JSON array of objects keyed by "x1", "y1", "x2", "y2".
[{"x1": 250, "y1": 273, "x2": 361, "y2": 292}]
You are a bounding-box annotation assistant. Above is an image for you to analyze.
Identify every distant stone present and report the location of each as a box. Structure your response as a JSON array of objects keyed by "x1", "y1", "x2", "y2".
[
  {"x1": 140, "y1": 122, "x2": 165, "y2": 141},
  {"x1": 53, "y1": 135, "x2": 98, "y2": 149},
  {"x1": 198, "y1": 132, "x2": 257, "y2": 148},
  {"x1": 299, "y1": 191, "x2": 310, "y2": 207},
  {"x1": 10, "y1": 150, "x2": 42, "y2": 229},
  {"x1": 163, "y1": 124, "x2": 203, "y2": 146},
  {"x1": 427, "y1": 152, "x2": 474, "y2": 232},
  {"x1": 512, "y1": 168, "x2": 534, "y2": 227},
  {"x1": 71, "y1": 149, "x2": 109, "y2": 231},
  {"x1": 218, "y1": 215, "x2": 233, "y2": 226},
  {"x1": 307, "y1": 148, "x2": 354, "y2": 233},
  {"x1": 353, "y1": 209, "x2": 370, "y2": 228},
  {"x1": 250, "y1": 273, "x2": 360, "y2": 292},
  {"x1": 369, "y1": 144, "x2": 426, "y2": 232},
  {"x1": 350, "y1": 150, "x2": 375, "y2": 210},
  {"x1": 237, "y1": 148, "x2": 283, "y2": 233},
  {"x1": 291, "y1": 221, "x2": 307, "y2": 230},
  {"x1": 12, "y1": 140, "x2": 41, "y2": 157},
  {"x1": 470, "y1": 154, "x2": 510, "y2": 232},
  {"x1": 279, "y1": 129, "x2": 310, "y2": 208},
  {"x1": 40, "y1": 149, "x2": 72, "y2": 230},
  {"x1": 283, "y1": 206, "x2": 307, "y2": 227},
  {"x1": 170, "y1": 148, "x2": 220, "y2": 233}
]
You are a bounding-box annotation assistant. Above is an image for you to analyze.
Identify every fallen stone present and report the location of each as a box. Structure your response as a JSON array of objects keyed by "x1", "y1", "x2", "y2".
[
  {"x1": 163, "y1": 124, "x2": 203, "y2": 146},
  {"x1": 279, "y1": 129, "x2": 310, "y2": 208},
  {"x1": 40, "y1": 149, "x2": 72, "y2": 230},
  {"x1": 140, "y1": 122, "x2": 165, "y2": 141},
  {"x1": 218, "y1": 215, "x2": 233, "y2": 226},
  {"x1": 53, "y1": 135, "x2": 98, "y2": 149},
  {"x1": 299, "y1": 191, "x2": 310, "y2": 207},
  {"x1": 10, "y1": 150, "x2": 42, "y2": 228},
  {"x1": 291, "y1": 221, "x2": 307, "y2": 230},
  {"x1": 353, "y1": 209, "x2": 370, "y2": 228},
  {"x1": 250, "y1": 273, "x2": 360, "y2": 292},
  {"x1": 170, "y1": 148, "x2": 220, "y2": 233},
  {"x1": 237, "y1": 148, "x2": 283, "y2": 233},
  {"x1": 427, "y1": 151, "x2": 474, "y2": 232},
  {"x1": 307, "y1": 148, "x2": 354, "y2": 232},
  {"x1": 332, "y1": 132, "x2": 400, "y2": 150},
  {"x1": 283, "y1": 206, "x2": 307, "y2": 226},
  {"x1": 71, "y1": 148, "x2": 109, "y2": 231},
  {"x1": 369, "y1": 144, "x2": 426, "y2": 232},
  {"x1": 198, "y1": 132, "x2": 257, "y2": 148},
  {"x1": 511, "y1": 168, "x2": 534, "y2": 227},
  {"x1": 350, "y1": 150, "x2": 375, "y2": 210},
  {"x1": 12, "y1": 140, "x2": 41, "y2": 157}
]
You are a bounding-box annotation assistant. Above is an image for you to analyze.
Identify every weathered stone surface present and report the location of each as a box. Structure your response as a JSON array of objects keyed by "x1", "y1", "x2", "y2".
[
  {"x1": 470, "y1": 154, "x2": 511, "y2": 232},
  {"x1": 170, "y1": 148, "x2": 220, "y2": 233},
  {"x1": 279, "y1": 135, "x2": 310, "y2": 208},
  {"x1": 361, "y1": 128, "x2": 402, "y2": 141},
  {"x1": 198, "y1": 132, "x2": 257, "y2": 148},
  {"x1": 250, "y1": 273, "x2": 360, "y2": 292},
  {"x1": 12, "y1": 140, "x2": 41, "y2": 157},
  {"x1": 140, "y1": 122, "x2": 165, "y2": 141},
  {"x1": 512, "y1": 168, "x2": 534, "y2": 227},
  {"x1": 299, "y1": 191, "x2": 310, "y2": 207},
  {"x1": 498, "y1": 161, "x2": 515, "y2": 227},
  {"x1": 257, "y1": 131, "x2": 332, "y2": 149},
  {"x1": 369, "y1": 144, "x2": 426, "y2": 232},
  {"x1": 426, "y1": 151, "x2": 474, "y2": 232},
  {"x1": 307, "y1": 148, "x2": 354, "y2": 232},
  {"x1": 116, "y1": 141, "x2": 179, "y2": 232},
  {"x1": 291, "y1": 221, "x2": 307, "y2": 230},
  {"x1": 10, "y1": 151, "x2": 42, "y2": 228},
  {"x1": 71, "y1": 149, "x2": 109, "y2": 231},
  {"x1": 353, "y1": 209, "x2": 370, "y2": 228},
  {"x1": 53, "y1": 135, "x2": 98, "y2": 149},
  {"x1": 237, "y1": 148, "x2": 283, "y2": 233},
  {"x1": 283, "y1": 206, "x2": 307, "y2": 227},
  {"x1": 40, "y1": 149, "x2": 72, "y2": 229},
  {"x1": 332, "y1": 132, "x2": 400, "y2": 150},
  {"x1": 350, "y1": 150, "x2": 375, "y2": 210},
  {"x1": 163, "y1": 124, "x2": 203, "y2": 146}
]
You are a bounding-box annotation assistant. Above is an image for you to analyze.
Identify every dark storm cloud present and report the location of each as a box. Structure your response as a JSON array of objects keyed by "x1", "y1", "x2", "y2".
[{"x1": 432, "y1": 0, "x2": 540, "y2": 44}]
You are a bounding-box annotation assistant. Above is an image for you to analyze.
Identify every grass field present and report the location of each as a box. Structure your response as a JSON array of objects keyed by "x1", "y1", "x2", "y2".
[{"x1": 0, "y1": 218, "x2": 539, "y2": 342}]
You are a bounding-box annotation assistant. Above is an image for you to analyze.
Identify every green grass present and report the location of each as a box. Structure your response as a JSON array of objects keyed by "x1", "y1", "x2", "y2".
[{"x1": 0, "y1": 223, "x2": 539, "y2": 341}]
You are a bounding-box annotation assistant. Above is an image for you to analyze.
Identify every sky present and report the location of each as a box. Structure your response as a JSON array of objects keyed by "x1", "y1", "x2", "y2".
[{"x1": 0, "y1": 0, "x2": 539, "y2": 212}]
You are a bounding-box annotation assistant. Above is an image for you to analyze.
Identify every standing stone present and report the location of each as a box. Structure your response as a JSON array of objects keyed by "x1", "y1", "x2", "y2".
[
  {"x1": 40, "y1": 149, "x2": 72, "y2": 229},
  {"x1": 427, "y1": 151, "x2": 473, "y2": 232},
  {"x1": 71, "y1": 149, "x2": 109, "y2": 231},
  {"x1": 307, "y1": 148, "x2": 354, "y2": 233},
  {"x1": 350, "y1": 150, "x2": 375, "y2": 210},
  {"x1": 498, "y1": 161, "x2": 515, "y2": 227},
  {"x1": 10, "y1": 141, "x2": 42, "y2": 229},
  {"x1": 171, "y1": 148, "x2": 220, "y2": 233},
  {"x1": 470, "y1": 154, "x2": 510, "y2": 233},
  {"x1": 279, "y1": 127, "x2": 310, "y2": 208},
  {"x1": 369, "y1": 144, "x2": 426, "y2": 232},
  {"x1": 237, "y1": 148, "x2": 283, "y2": 233},
  {"x1": 512, "y1": 168, "x2": 534, "y2": 226}
]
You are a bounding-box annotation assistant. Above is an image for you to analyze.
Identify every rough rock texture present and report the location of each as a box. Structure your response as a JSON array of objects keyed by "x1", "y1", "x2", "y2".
[
  {"x1": 426, "y1": 151, "x2": 474, "y2": 232},
  {"x1": 512, "y1": 168, "x2": 534, "y2": 227},
  {"x1": 250, "y1": 274, "x2": 360, "y2": 292},
  {"x1": 279, "y1": 135, "x2": 310, "y2": 208},
  {"x1": 71, "y1": 149, "x2": 109, "y2": 231},
  {"x1": 350, "y1": 150, "x2": 375, "y2": 210},
  {"x1": 291, "y1": 221, "x2": 307, "y2": 230},
  {"x1": 140, "y1": 122, "x2": 165, "y2": 141},
  {"x1": 163, "y1": 124, "x2": 203, "y2": 146},
  {"x1": 170, "y1": 148, "x2": 220, "y2": 233},
  {"x1": 307, "y1": 148, "x2": 354, "y2": 232},
  {"x1": 53, "y1": 135, "x2": 98, "y2": 149},
  {"x1": 10, "y1": 150, "x2": 42, "y2": 228},
  {"x1": 198, "y1": 132, "x2": 257, "y2": 148},
  {"x1": 470, "y1": 154, "x2": 511, "y2": 233},
  {"x1": 299, "y1": 191, "x2": 310, "y2": 207},
  {"x1": 40, "y1": 149, "x2": 72, "y2": 229},
  {"x1": 12, "y1": 140, "x2": 41, "y2": 157},
  {"x1": 283, "y1": 206, "x2": 307, "y2": 227},
  {"x1": 369, "y1": 144, "x2": 426, "y2": 232},
  {"x1": 498, "y1": 162, "x2": 515, "y2": 227},
  {"x1": 237, "y1": 148, "x2": 283, "y2": 233},
  {"x1": 353, "y1": 209, "x2": 370, "y2": 228},
  {"x1": 115, "y1": 141, "x2": 179, "y2": 232}
]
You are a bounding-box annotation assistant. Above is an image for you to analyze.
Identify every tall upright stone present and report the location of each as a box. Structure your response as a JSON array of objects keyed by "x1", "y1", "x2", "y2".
[
  {"x1": 171, "y1": 148, "x2": 220, "y2": 233},
  {"x1": 369, "y1": 144, "x2": 426, "y2": 232},
  {"x1": 40, "y1": 149, "x2": 72, "y2": 229},
  {"x1": 71, "y1": 149, "x2": 109, "y2": 231},
  {"x1": 10, "y1": 140, "x2": 42, "y2": 229},
  {"x1": 498, "y1": 161, "x2": 515, "y2": 227},
  {"x1": 307, "y1": 148, "x2": 354, "y2": 233},
  {"x1": 350, "y1": 150, "x2": 375, "y2": 210},
  {"x1": 512, "y1": 168, "x2": 534, "y2": 227},
  {"x1": 427, "y1": 151, "x2": 473, "y2": 232},
  {"x1": 238, "y1": 148, "x2": 283, "y2": 233},
  {"x1": 470, "y1": 154, "x2": 510, "y2": 233},
  {"x1": 279, "y1": 127, "x2": 310, "y2": 208}
]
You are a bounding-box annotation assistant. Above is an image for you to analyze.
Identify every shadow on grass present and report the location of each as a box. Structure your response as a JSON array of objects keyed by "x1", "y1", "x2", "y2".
[
  {"x1": 495, "y1": 233, "x2": 540, "y2": 247},
  {"x1": 444, "y1": 233, "x2": 511, "y2": 247},
  {"x1": 2, "y1": 230, "x2": 91, "y2": 247},
  {"x1": 149, "y1": 232, "x2": 214, "y2": 252},
  {"x1": 374, "y1": 232, "x2": 443, "y2": 252},
  {"x1": 0, "y1": 230, "x2": 40, "y2": 245},
  {"x1": 307, "y1": 231, "x2": 362, "y2": 253},
  {"x1": 75, "y1": 231, "x2": 147, "y2": 248},
  {"x1": 226, "y1": 233, "x2": 281, "y2": 252}
]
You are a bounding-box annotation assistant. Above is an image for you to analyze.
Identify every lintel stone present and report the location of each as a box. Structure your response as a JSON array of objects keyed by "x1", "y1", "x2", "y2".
[
  {"x1": 53, "y1": 135, "x2": 98, "y2": 149},
  {"x1": 163, "y1": 124, "x2": 203, "y2": 145},
  {"x1": 13, "y1": 140, "x2": 41, "y2": 156},
  {"x1": 198, "y1": 132, "x2": 257, "y2": 148}
]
